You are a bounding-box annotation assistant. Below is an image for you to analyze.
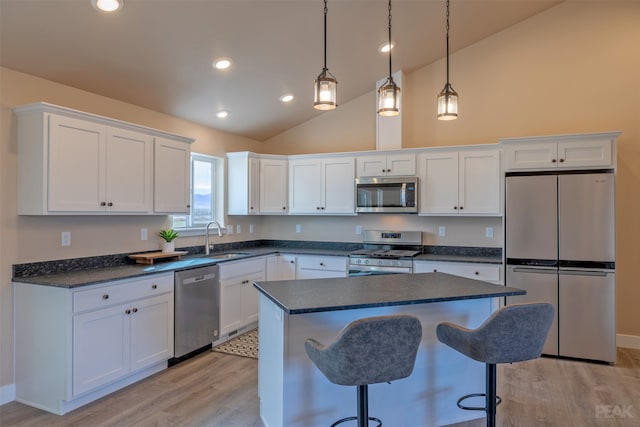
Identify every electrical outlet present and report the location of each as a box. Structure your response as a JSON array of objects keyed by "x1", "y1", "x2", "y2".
[
  {"x1": 485, "y1": 227, "x2": 494, "y2": 238},
  {"x1": 236, "y1": 224, "x2": 241, "y2": 234},
  {"x1": 438, "y1": 226, "x2": 446, "y2": 237},
  {"x1": 249, "y1": 224, "x2": 254, "y2": 234},
  {"x1": 61, "y1": 231, "x2": 71, "y2": 246},
  {"x1": 296, "y1": 224, "x2": 302, "y2": 233},
  {"x1": 355, "y1": 225, "x2": 362, "y2": 235},
  {"x1": 227, "y1": 225, "x2": 234, "y2": 235},
  {"x1": 141, "y1": 228, "x2": 148, "y2": 240}
]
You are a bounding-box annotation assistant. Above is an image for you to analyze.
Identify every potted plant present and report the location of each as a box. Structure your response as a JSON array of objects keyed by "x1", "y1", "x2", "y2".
[{"x1": 159, "y1": 229, "x2": 179, "y2": 253}]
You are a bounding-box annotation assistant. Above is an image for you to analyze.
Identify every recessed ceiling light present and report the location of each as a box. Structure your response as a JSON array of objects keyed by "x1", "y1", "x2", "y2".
[
  {"x1": 213, "y1": 58, "x2": 233, "y2": 70},
  {"x1": 378, "y1": 41, "x2": 396, "y2": 53},
  {"x1": 216, "y1": 111, "x2": 229, "y2": 119},
  {"x1": 280, "y1": 94, "x2": 294, "y2": 103},
  {"x1": 91, "y1": 0, "x2": 123, "y2": 12}
]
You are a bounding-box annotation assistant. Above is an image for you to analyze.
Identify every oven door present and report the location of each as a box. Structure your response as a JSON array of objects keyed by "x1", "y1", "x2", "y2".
[{"x1": 348, "y1": 264, "x2": 412, "y2": 277}]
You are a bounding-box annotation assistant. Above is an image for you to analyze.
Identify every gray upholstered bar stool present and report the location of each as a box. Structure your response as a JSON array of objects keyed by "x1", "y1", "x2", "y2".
[
  {"x1": 305, "y1": 315, "x2": 422, "y2": 427},
  {"x1": 436, "y1": 302, "x2": 554, "y2": 427}
]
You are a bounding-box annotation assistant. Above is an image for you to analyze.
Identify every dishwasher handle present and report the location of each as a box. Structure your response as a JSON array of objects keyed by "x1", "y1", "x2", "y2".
[
  {"x1": 510, "y1": 267, "x2": 557, "y2": 275},
  {"x1": 182, "y1": 273, "x2": 217, "y2": 285}
]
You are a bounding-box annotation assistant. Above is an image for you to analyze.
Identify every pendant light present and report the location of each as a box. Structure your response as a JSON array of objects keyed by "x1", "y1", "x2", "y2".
[
  {"x1": 437, "y1": 0, "x2": 458, "y2": 120},
  {"x1": 314, "y1": 0, "x2": 337, "y2": 110},
  {"x1": 378, "y1": 0, "x2": 400, "y2": 116}
]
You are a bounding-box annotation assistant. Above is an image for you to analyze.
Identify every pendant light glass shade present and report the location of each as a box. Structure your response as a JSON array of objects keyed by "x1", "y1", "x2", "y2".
[
  {"x1": 437, "y1": 83, "x2": 458, "y2": 120},
  {"x1": 378, "y1": 77, "x2": 401, "y2": 116},
  {"x1": 314, "y1": 70, "x2": 337, "y2": 110},
  {"x1": 378, "y1": 0, "x2": 400, "y2": 116},
  {"x1": 314, "y1": 0, "x2": 337, "y2": 110},
  {"x1": 437, "y1": 0, "x2": 458, "y2": 120}
]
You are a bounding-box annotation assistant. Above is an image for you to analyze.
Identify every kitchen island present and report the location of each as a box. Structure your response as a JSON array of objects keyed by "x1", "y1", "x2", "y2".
[{"x1": 254, "y1": 272, "x2": 524, "y2": 427}]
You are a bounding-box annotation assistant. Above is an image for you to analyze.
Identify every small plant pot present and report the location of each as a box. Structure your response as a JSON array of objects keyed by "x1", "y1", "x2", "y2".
[{"x1": 162, "y1": 241, "x2": 175, "y2": 253}]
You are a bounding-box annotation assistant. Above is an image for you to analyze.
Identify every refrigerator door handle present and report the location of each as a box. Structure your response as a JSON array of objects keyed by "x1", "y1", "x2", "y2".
[
  {"x1": 558, "y1": 269, "x2": 611, "y2": 277},
  {"x1": 511, "y1": 267, "x2": 557, "y2": 274}
]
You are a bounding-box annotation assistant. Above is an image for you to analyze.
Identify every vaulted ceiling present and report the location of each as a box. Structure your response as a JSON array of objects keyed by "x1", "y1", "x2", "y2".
[{"x1": 0, "y1": 0, "x2": 561, "y2": 141}]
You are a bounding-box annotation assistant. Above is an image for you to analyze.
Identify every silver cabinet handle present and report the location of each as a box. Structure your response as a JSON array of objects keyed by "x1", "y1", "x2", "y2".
[{"x1": 559, "y1": 269, "x2": 609, "y2": 277}]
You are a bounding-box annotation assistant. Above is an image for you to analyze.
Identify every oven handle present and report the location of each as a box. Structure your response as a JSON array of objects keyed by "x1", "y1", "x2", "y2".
[{"x1": 349, "y1": 265, "x2": 413, "y2": 275}]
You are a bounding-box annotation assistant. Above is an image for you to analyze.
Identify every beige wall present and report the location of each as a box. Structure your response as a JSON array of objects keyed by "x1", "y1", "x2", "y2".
[
  {"x1": 1, "y1": 0, "x2": 639, "y2": 394},
  {"x1": 266, "y1": 1, "x2": 640, "y2": 338}
]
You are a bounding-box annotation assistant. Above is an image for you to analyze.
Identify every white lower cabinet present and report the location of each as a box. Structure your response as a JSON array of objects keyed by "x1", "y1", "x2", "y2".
[
  {"x1": 413, "y1": 260, "x2": 501, "y2": 284},
  {"x1": 266, "y1": 254, "x2": 297, "y2": 281},
  {"x1": 219, "y1": 257, "x2": 266, "y2": 336},
  {"x1": 14, "y1": 273, "x2": 174, "y2": 415},
  {"x1": 295, "y1": 255, "x2": 348, "y2": 279}
]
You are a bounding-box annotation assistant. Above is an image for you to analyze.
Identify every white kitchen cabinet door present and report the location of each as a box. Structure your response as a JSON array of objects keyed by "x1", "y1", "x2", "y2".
[
  {"x1": 419, "y1": 149, "x2": 500, "y2": 216},
  {"x1": 105, "y1": 127, "x2": 152, "y2": 213},
  {"x1": 502, "y1": 142, "x2": 558, "y2": 171},
  {"x1": 260, "y1": 158, "x2": 288, "y2": 214},
  {"x1": 228, "y1": 153, "x2": 260, "y2": 215},
  {"x1": 458, "y1": 150, "x2": 500, "y2": 215},
  {"x1": 242, "y1": 270, "x2": 264, "y2": 325},
  {"x1": 356, "y1": 153, "x2": 415, "y2": 177},
  {"x1": 154, "y1": 137, "x2": 190, "y2": 213},
  {"x1": 220, "y1": 279, "x2": 244, "y2": 336},
  {"x1": 558, "y1": 138, "x2": 612, "y2": 169},
  {"x1": 295, "y1": 255, "x2": 347, "y2": 279},
  {"x1": 48, "y1": 115, "x2": 106, "y2": 212},
  {"x1": 322, "y1": 156, "x2": 355, "y2": 214},
  {"x1": 129, "y1": 294, "x2": 174, "y2": 373},
  {"x1": 289, "y1": 158, "x2": 323, "y2": 214},
  {"x1": 418, "y1": 151, "x2": 458, "y2": 214},
  {"x1": 73, "y1": 304, "x2": 130, "y2": 397},
  {"x1": 413, "y1": 261, "x2": 501, "y2": 284},
  {"x1": 266, "y1": 254, "x2": 297, "y2": 281}
]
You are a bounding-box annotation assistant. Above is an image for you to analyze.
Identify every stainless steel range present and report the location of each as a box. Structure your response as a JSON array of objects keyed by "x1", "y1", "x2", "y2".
[{"x1": 349, "y1": 230, "x2": 423, "y2": 276}]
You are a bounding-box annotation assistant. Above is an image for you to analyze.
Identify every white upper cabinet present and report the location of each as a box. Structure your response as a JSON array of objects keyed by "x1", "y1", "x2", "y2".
[
  {"x1": 501, "y1": 132, "x2": 619, "y2": 171},
  {"x1": 153, "y1": 137, "x2": 191, "y2": 214},
  {"x1": 227, "y1": 152, "x2": 260, "y2": 215},
  {"x1": 260, "y1": 158, "x2": 288, "y2": 214},
  {"x1": 419, "y1": 148, "x2": 501, "y2": 216},
  {"x1": 289, "y1": 156, "x2": 355, "y2": 215},
  {"x1": 356, "y1": 153, "x2": 416, "y2": 177},
  {"x1": 14, "y1": 102, "x2": 193, "y2": 215}
]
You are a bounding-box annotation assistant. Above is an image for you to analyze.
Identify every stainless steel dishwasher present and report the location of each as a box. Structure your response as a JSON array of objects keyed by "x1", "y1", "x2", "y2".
[{"x1": 171, "y1": 265, "x2": 220, "y2": 364}]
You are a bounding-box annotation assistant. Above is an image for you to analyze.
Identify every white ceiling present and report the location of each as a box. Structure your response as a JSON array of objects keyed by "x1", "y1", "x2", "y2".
[{"x1": 0, "y1": 0, "x2": 561, "y2": 141}]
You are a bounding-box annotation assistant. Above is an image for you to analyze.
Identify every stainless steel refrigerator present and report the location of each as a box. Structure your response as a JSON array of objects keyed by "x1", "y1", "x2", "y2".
[{"x1": 505, "y1": 172, "x2": 616, "y2": 363}]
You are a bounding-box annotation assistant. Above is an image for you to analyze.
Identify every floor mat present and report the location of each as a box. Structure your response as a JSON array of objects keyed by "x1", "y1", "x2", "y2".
[{"x1": 212, "y1": 328, "x2": 258, "y2": 359}]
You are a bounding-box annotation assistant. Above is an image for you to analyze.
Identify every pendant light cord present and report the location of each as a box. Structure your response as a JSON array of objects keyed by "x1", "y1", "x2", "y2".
[
  {"x1": 387, "y1": 0, "x2": 393, "y2": 78},
  {"x1": 323, "y1": 0, "x2": 328, "y2": 72},
  {"x1": 445, "y1": 0, "x2": 450, "y2": 86}
]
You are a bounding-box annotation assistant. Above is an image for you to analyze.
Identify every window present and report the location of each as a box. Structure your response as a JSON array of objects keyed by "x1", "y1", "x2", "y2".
[{"x1": 172, "y1": 153, "x2": 222, "y2": 229}]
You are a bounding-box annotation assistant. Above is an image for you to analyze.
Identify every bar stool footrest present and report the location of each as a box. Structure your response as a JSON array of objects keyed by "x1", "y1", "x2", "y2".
[
  {"x1": 330, "y1": 415, "x2": 383, "y2": 427},
  {"x1": 456, "y1": 393, "x2": 502, "y2": 411}
]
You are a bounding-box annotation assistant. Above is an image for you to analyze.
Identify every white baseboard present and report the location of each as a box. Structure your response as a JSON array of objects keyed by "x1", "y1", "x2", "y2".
[
  {"x1": 617, "y1": 334, "x2": 640, "y2": 350},
  {"x1": 0, "y1": 383, "x2": 15, "y2": 405}
]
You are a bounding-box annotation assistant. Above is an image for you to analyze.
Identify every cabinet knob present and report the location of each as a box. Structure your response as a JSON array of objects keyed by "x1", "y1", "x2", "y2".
[
  {"x1": 382, "y1": 169, "x2": 386, "y2": 173},
  {"x1": 552, "y1": 158, "x2": 557, "y2": 163},
  {"x1": 290, "y1": 260, "x2": 295, "y2": 264},
  {"x1": 132, "y1": 307, "x2": 138, "y2": 313},
  {"x1": 320, "y1": 262, "x2": 325, "y2": 267},
  {"x1": 282, "y1": 206, "x2": 286, "y2": 210},
  {"x1": 453, "y1": 206, "x2": 458, "y2": 210},
  {"x1": 459, "y1": 206, "x2": 464, "y2": 210},
  {"x1": 152, "y1": 284, "x2": 157, "y2": 289},
  {"x1": 100, "y1": 202, "x2": 106, "y2": 206},
  {"x1": 125, "y1": 309, "x2": 131, "y2": 315},
  {"x1": 103, "y1": 294, "x2": 109, "y2": 300},
  {"x1": 107, "y1": 202, "x2": 113, "y2": 207},
  {"x1": 475, "y1": 271, "x2": 479, "y2": 275},
  {"x1": 186, "y1": 204, "x2": 191, "y2": 208},
  {"x1": 321, "y1": 206, "x2": 325, "y2": 210},
  {"x1": 559, "y1": 158, "x2": 565, "y2": 163},
  {"x1": 250, "y1": 206, "x2": 254, "y2": 210},
  {"x1": 387, "y1": 169, "x2": 391, "y2": 173},
  {"x1": 316, "y1": 206, "x2": 321, "y2": 210},
  {"x1": 433, "y1": 269, "x2": 437, "y2": 272}
]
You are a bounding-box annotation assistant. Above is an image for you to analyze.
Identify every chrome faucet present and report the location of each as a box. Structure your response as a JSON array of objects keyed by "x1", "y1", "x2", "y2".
[{"x1": 205, "y1": 221, "x2": 223, "y2": 255}]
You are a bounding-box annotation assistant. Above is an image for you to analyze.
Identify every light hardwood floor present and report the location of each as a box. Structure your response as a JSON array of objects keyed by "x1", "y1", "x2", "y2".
[{"x1": 1, "y1": 347, "x2": 639, "y2": 426}]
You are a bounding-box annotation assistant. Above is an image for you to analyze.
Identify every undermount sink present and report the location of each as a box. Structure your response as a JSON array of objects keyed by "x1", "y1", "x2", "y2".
[{"x1": 205, "y1": 252, "x2": 250, "y2": 260}]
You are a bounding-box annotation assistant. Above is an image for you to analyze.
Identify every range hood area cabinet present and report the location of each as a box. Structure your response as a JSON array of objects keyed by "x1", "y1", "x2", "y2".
[
  {"x1": 356, "y1": 153, "x2": 416, "y2": 177},
  {"x1": 14, "y1": 103, "x2": 193, "y2": 215},
  {"x1": 418, "y1": 147, "x2": 501, "y2": 216},
  {"x1": 227, "y1": 152, "x2": 288, "y2": 215}
]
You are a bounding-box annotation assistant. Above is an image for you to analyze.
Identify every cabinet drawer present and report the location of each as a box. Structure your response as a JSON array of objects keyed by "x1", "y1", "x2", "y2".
[
  {"x1": 296, "y1": 256, "x2": 346, "y2": 272},
  {"x1": 73, "y1": 273, "x2": 173, "y2": 313},
  {"x1": 414, "y1": 261, "x2": 500, "y2": 283},
  {"x1": 219, "y1": 257, "x2": 266, "y2": 280}
]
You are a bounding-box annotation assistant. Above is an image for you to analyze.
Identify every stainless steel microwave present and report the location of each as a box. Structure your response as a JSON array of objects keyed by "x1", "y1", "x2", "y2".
[{"x1": 355, "y1": 176, "x2": 418, "y2": 213}]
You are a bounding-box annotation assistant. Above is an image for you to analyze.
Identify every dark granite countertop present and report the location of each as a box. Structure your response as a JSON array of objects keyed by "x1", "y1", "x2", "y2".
[
  {"x1": 12, "y1": 242, "x2": 502, "y2": 289},
  {"x1": 254, "y1": 272, "x2": 524, "y2": 314}
]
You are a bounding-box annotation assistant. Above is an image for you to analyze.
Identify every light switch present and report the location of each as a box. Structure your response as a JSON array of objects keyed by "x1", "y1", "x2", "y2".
[
  {"x1": 61, "y1": 231, "x2": 71, "y2": 246},
  {"x1": 296, "y1": 224, "x2": 302, "y2": 233},
  {"x1": 355, "y1": 225, "x2": 362, "y2": 235},
  {"x1": 141, "y1": 228, "x2": 148, "y2": 241},
  {"x1": 438, "y1": 226, "x2": 446, "y2": 237},
  {"x1": 485, "y1": 227, "x2": 494, "y2": 238},
  {"x1": 227, "y1": 225, "x2": 234, "y2": 235},
  {"x1": 236, "y1": 224, "x2": 241, "y2": 234},
  {"x1": 249, "y1": 224, "x2": 254, "y2": 234}
]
